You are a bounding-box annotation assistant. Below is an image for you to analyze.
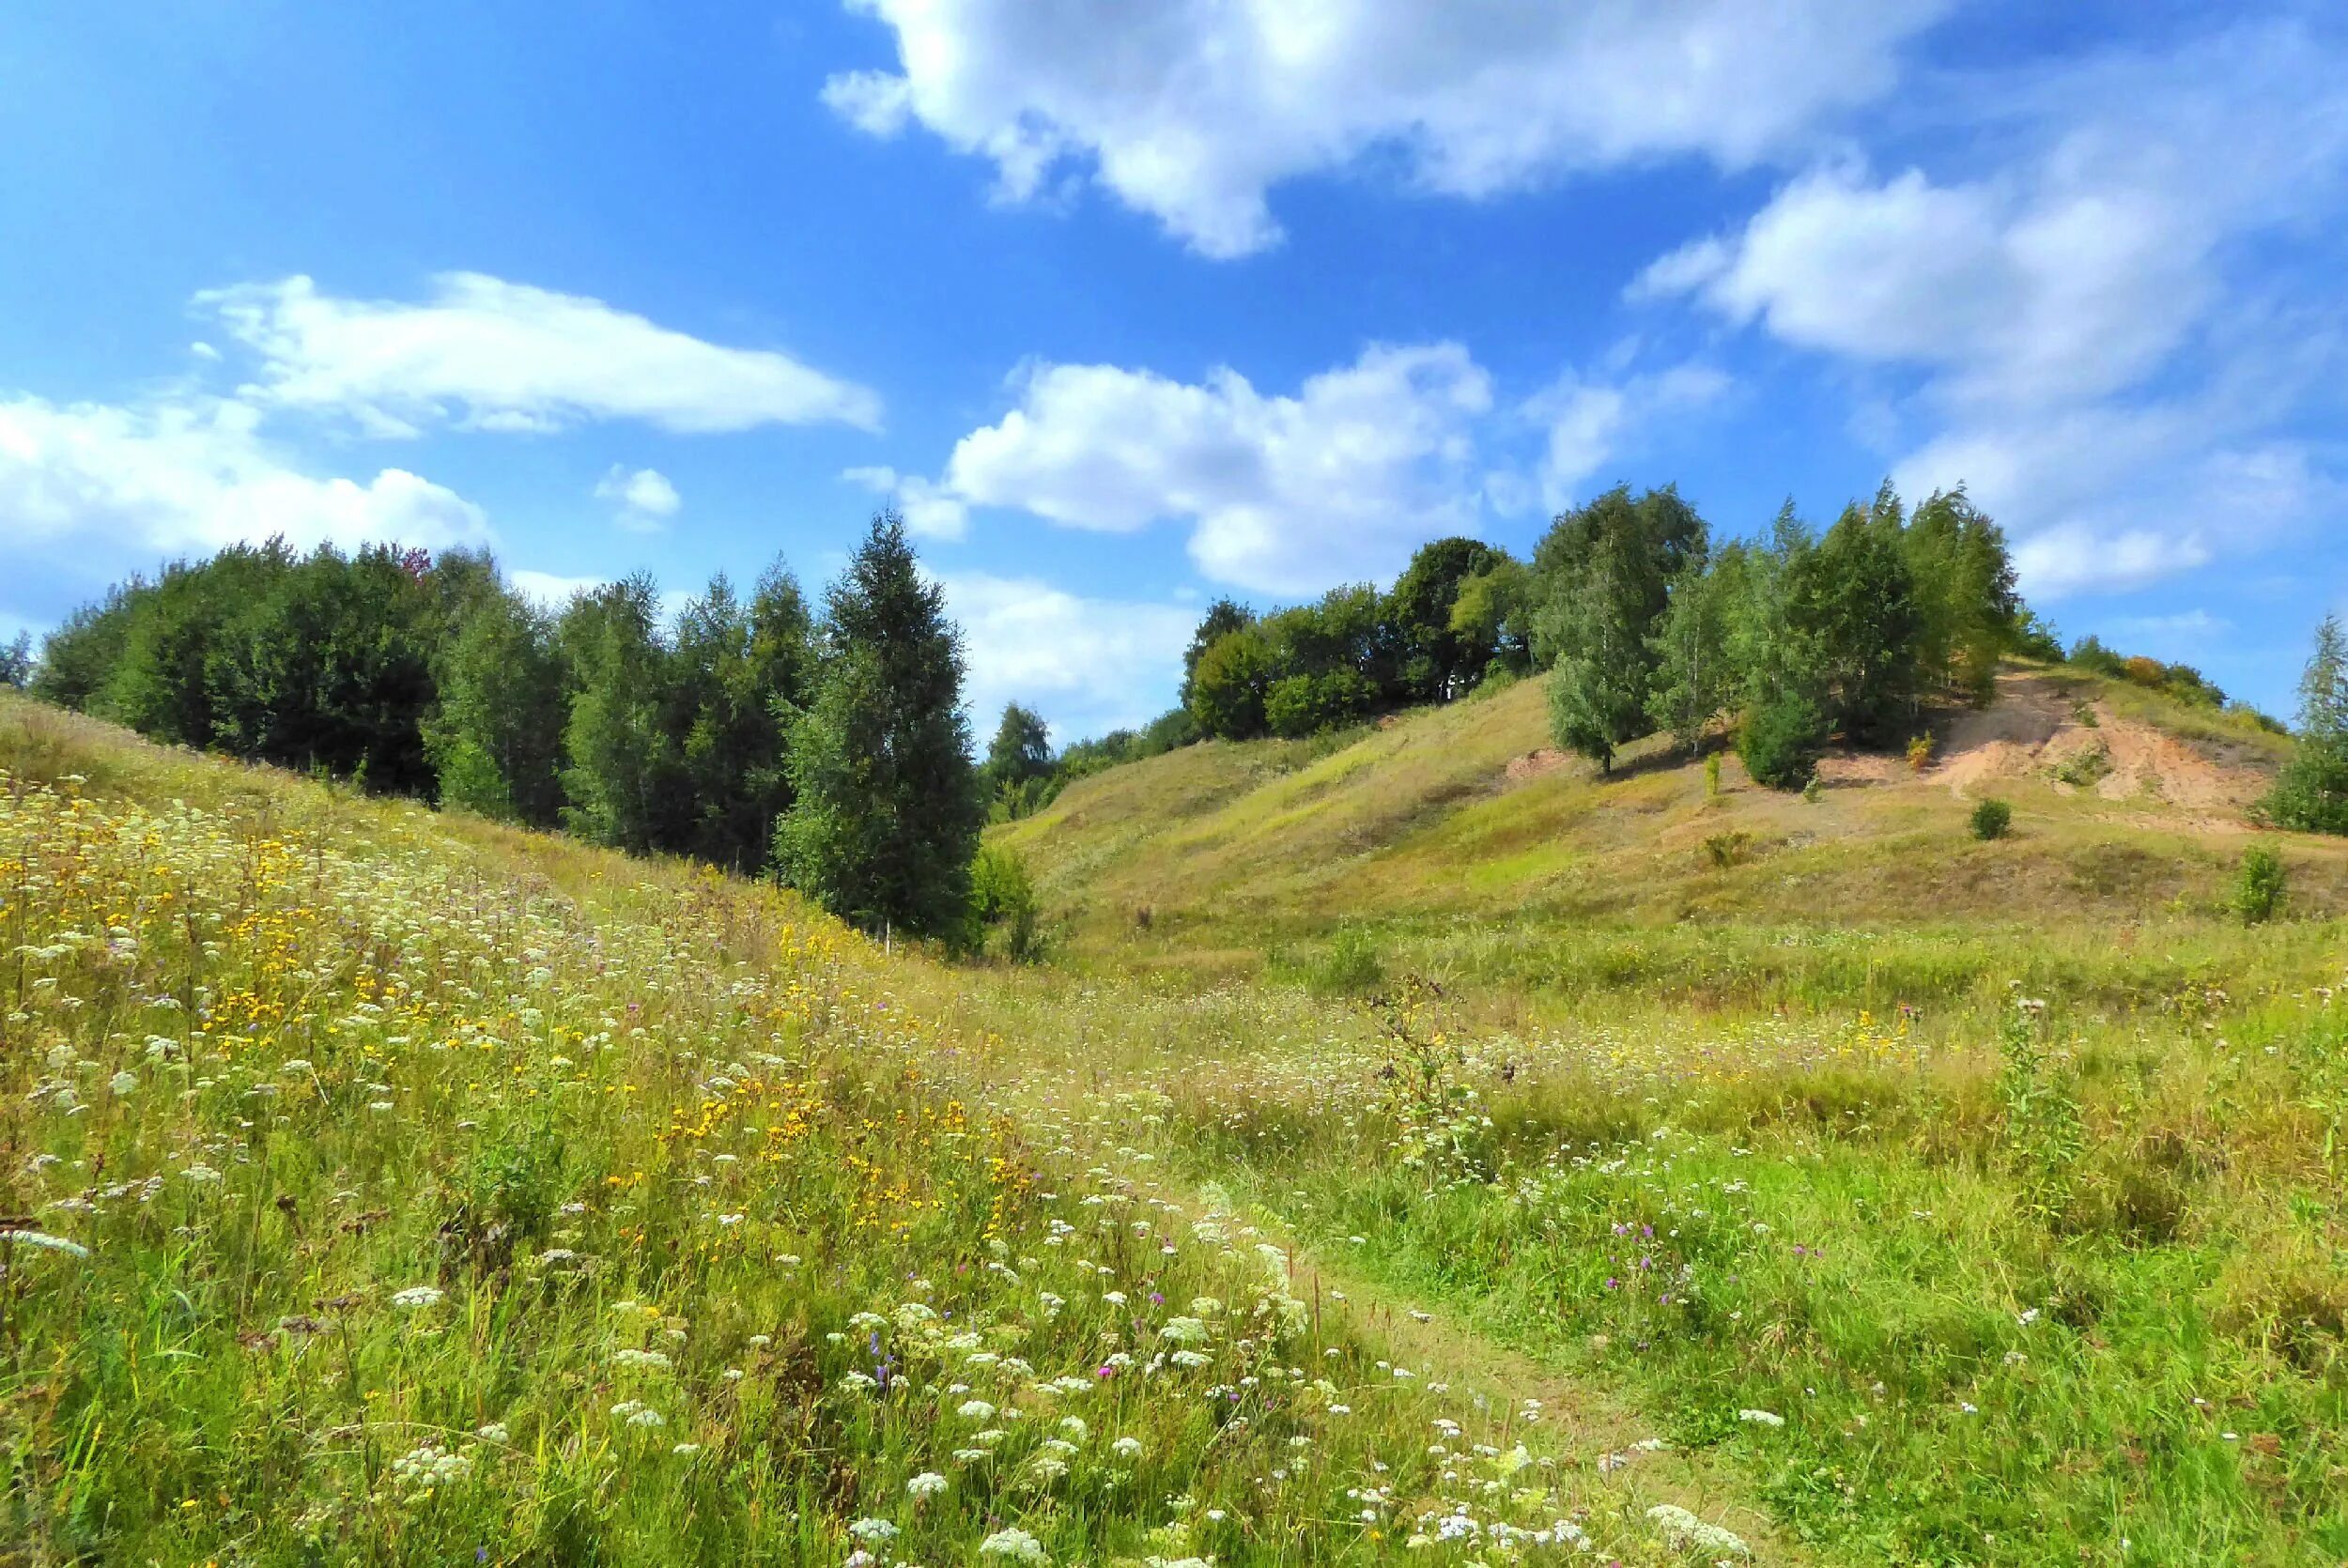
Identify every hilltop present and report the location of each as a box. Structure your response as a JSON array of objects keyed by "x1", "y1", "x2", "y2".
[{"x1": 996, "y1": 664, "x2": 2337, "y2": 1008}]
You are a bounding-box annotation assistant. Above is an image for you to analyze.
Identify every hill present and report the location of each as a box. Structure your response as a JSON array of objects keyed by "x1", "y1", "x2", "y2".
[
  {"x1": 11, "y1": 691, "x2": 2348, "y2": 1563},
  {"x1": 996, "y1": 666, "x2": 2335, "y2": 1010}
]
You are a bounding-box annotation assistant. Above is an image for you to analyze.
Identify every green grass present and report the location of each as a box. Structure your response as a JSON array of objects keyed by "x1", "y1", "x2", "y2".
[{"x1": 11, "y1": 676, "x2": 2348, "y2": 1563}]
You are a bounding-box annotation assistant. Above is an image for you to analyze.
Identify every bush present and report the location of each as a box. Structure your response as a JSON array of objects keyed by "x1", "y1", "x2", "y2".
[
  {"x1": 2263, "y1": 739, "x2": 2348, "y2": 835},
  {"x1": 1308, "y1": 926, "x2": 1385, "y2": 995},
  {"x1": 1906, "y1": 734, "x2": 1934, "y2": 772},
  {"x1": 1801, "y1": 775, "x2": 1823, "y2": 804},
  {"x1": 1703, "y1": 751, "x2": 1722, "y2": 802},
  {"x1": 2235, "y1": 843, "x2": 2286, "y2": 925},
  {"x1": 1970, "y1": 798, "x2": 2013, "y2": 840},
  {"x1": 967, "y1": 844, "x2": 1043, "y2": 961},
  {"x1": 1702, "y1": 829, "x2": 1753, "y2": 869},
  {"x1": 1264, "y1": 669, "x2": 1378, "y2": 738},
  {"x1": 1738, "y1": 692, "x2": 1829, "y2": 791}
]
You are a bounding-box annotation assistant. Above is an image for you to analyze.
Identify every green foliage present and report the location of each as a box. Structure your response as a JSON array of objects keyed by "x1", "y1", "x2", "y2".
[
  {"x1": 772, "y1": 513, "x2": 982, "y2": 943},
  {"x1": 1537, "y1": 487, "x2": 1703, "y2": 772},
  {"x1": 1738, "y1": 691, "x2": 1828, "y2": 791},
  {"x1": 2234, "y1": 843, "x2": 2286, "y2": 925},
  {"x1": 428, "y1": 587, "x2": 566, "y2": 827},
  {"x1": 0, "y1": 631, "x2": 29, "y2": 687},
  {"x1": 1185, "y1": 623, "x2": 1275, "y2": 740},
  {"x1": 1702, "y1": 828, "x2": 1753, "y2": 868},
  {"x1": 1703, "y1": 750, "x2": 1722, "y2": 801},
  {"x1": 1446, "y1": 558, "x2": 1535, "y2": 677},
  {"x1": 1785, "y1": 494, "x2": 1923, "y2": 744},
  {"x1": 1384, "y1": 536, "x2": 1509, "y2": 700},
  {"x1": 967, "y1": 842, "x2": 1043, "y2": 961},
  {"x1": 1801, "y1": 775, "x2": 1823, "y2": 804},
  {"x1": 981, "y1": 701, "x2": 1055, "y2": 820},
  {"x1": 2263, "y1": 616, "x2": 2348, "y2": 835},
  {"x1": 1264, "y1": 668, "x2": 1378, "y2": 738},
  {"x1": 1179, "y1": 597, "x2": 1254, "y2": 707},
  {"x1": 670, "y1": 567, "x2": 814, "y2": 869},
  {"x1": 1996, "y1": 998, "x2": 2083, "y2": 1222},
  {"x1": 2050, "y1": 742, "x2": 2111, "y2": 789},
  {"x1": 1307, "y1": 924, "x2": 1385, "y2": 995},
  {"x1": 558, "y1": 576, "x2": 685, "y2": 854},
  {"x1": 1971, "y1": 797, "x2": 2014, "y2": 840},
  {"x1": 1646, "y1": 558, "x2": 1736, "y2": 755}
]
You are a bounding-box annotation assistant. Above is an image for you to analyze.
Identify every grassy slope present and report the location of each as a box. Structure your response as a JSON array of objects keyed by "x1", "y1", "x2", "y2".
[
  {"x1": 15, "y1": 689, "x2": 2348, "y2": 1564},
  {"x1": 998, "y1": 669, "x2": 2337, "y2": 1013},
  {"x1": 0, "y1": 694, "x2": 1772, "y2": 1566}
]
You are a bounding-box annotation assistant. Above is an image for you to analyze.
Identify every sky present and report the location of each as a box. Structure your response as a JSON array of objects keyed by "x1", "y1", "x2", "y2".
[{"x1": 4, "y1": 1, "x2": 2344, "y2": 738}]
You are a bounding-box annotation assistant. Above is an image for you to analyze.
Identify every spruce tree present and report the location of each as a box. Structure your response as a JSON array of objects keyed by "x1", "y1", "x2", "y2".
[
  {"x1": 772, "y1": 513, "x2": 982, "y2": 941},
  {"x1": 2263, "y1": 615, "x2": 2348, "y2": 834}
]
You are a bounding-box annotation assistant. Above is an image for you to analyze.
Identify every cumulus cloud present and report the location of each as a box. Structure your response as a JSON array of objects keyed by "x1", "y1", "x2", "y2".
[
  {"x1": 199, "y1": 273, "x2": 882, "y2": 436},
  {"x1": 1636, "y1": 19, "x2": 2348, "y2": 594},
  {"x1": 595, "y1": 465, "x2": 682, "y2": 531},
  {"x1": 1528, "y1": 361, "x2": 1728, "y2": 510},
  {"x1": 937, "y1": 343, "x2": 1492, "y2": 592},
  {"x1": 0, "y1": 392, "x2": 488, "y2": 559},
  {"x1": 935, "y1": 570, "x2": 1196, "y2": 739},
  {"x1": 842, "y1": 464, "x2": 970, "y2": 540},
  {"x1": 826, "y1": 0, "x2": 1951, "y2": 256}
]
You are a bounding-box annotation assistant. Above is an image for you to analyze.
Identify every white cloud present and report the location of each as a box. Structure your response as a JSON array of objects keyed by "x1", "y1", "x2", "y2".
[
  {"x1": 1638, "y1": 20, "x2": 2348, "y2": 595},
  {"x1": 595, "y1": 465, "x2": 682, "y2": 532},
  {"x1": 0, "y1": 392, "x2": 488, "y2": 560},
  {"x1": 199, "y1": 273, "x2": 882, "y2": 436},
  {"x1": 936, "y1": 570, "x2": 1195, "y2": 739},
  {"x1": 509, "y1": 569, "x2": 605, "y2": 609},
  {"x1": 1527, "y1": 361, "x2": 1728, "y2": 509},
  {"x1": 842, "y1": 464, "x2": 970, "y2": 540},
  {"x1": 826, "y1": 0, "x2": 1951, "y2": 257},
  {"x1": 939, "y1": 343, "x2": 1492, "y2": 592},
  {"x1": 1893, "y1": 401, "x2": 2336, "y2": 599}
]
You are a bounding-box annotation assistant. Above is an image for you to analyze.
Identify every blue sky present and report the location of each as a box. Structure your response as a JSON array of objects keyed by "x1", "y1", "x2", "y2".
[{"x1": 4, "y1": 1, "x2": 2344, "y2": 736}]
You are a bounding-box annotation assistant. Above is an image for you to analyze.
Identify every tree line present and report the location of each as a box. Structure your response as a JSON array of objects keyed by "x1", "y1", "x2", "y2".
[
  {"x1": 31, "y1": 515, "x2": 1014, "y2": 946},
  {"x1": 1175, "y1": 482, "x2": 2036, "y2": 788}
]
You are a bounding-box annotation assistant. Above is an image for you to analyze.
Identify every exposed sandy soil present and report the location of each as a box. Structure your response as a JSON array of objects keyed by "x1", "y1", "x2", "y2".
[
  {"x1": 1933, "y1": 672, "x2": 2266, "y2": 821},
  {"x1": 1505, "y1": 746, "x2": 1568, "y2": 782}
]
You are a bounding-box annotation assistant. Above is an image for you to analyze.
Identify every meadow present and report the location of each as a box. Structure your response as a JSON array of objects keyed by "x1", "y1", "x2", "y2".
[{"x1": 6, "y1": 686, "x2": 2347, "y2": 1564}]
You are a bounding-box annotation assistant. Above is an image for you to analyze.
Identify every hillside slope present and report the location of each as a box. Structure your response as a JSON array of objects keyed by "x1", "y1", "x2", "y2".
[{"x1": 998, "y1": 665, "x2": 2332, "y2": 969}]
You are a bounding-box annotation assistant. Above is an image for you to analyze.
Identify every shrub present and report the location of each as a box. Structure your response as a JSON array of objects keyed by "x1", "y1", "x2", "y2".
[
  {"x1": 1738, "y1": 692, "x2": 1829, "y2": 791},
  {"x1": 967, "y1": 844, "x2": 1043, "y2": 961},
  {"x1": 1702, "y1": 829, "x2": 1753, "y2": 869},
  {"x1": 1308, "y1": 926, "x2": 1385, "y2": 995},
  {"x1": 2050, "y1": 742, "x2": 2111, "y2": 789},
  {"x1": 1801, "y1": 776, "x2": 1823, "y2": 805},
  {"x1": 1906, "y1": 734, "x2": 1934, "y2": 772},
  {"x1": 2263, "y1": 740, "x2": 2348, "y2": 835},
  {"x1": 1264, "y1": 669, "x2": 1378, "y2": 739},
  {"x1": 1970, "y1": 798, "x2": 2013, "y2": 840},
  {"x1": 2235, "y1": 843, "x2": 2286, "y2": 926},
  {"x1": 1703, "y1": 751, "x2": 1722, "y2": 802}
]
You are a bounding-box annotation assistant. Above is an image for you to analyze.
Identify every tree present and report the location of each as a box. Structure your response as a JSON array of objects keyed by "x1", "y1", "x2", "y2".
[
  {"x1": 983, "y1": 701, "x2": 1055, "y2": 816},
  {"x1": 0, "y1": 632, "x2": 30, "y2": 688},
  {"x1": 1786, "y1": 500, "x2": 1921, "y2": 745},
  {"x1": 1904, "y1": 486, "x2": 2017, "y2": 704},
  {"x1": 1528, "y1": 484, "x2": 1707, "y2": 669},
  {"x1": 1186, "y1": 623, "x2": 1275, "y2": 740},
  {"x1": 1180, "y1": 599, "x2": 1254, "y2": 708},
  {"x1": 2263, "y1": 615, "x2": 2348, "y2": 835},
  {"x1": 1264, "y1": 668, "x2": 1378, "y2": 737},
  {"x1": 772, "y1": 513, "x2": 982, "y2": 941},
  {"x1": 1646, "y1": 551, "x2": 1738, "y2": 755},
  {"x1": 1533, "y1": 487, "x2": 1707, "y2": 772},
  {"x1": 670, "y1": 565, "x2": 812, "y2": 869},
  {"x1": 1384, "y1": 537, "x2": 1508, "y2": 701},
  {"x1": 558, "y1": 576, "x2": 683, "y2": 854},
  {"x1": 1447, "y1": 558, "x2": 1535, "y2": 677}
]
